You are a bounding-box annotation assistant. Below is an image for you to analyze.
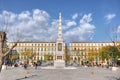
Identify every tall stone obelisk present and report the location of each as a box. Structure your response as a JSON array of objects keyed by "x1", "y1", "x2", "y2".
[{"x1": 54, "y1": 12, "x2": 65, "y2": 68}]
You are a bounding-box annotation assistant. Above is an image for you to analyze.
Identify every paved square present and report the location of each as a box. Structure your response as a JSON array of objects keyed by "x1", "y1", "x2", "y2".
[{"x1": 0, "y1": 66, "x2": 120, "y2": 80}]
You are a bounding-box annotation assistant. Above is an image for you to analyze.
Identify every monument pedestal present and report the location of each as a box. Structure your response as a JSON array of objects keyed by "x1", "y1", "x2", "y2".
[{"x1": 54, "y1": 60, "x2": 65, "y2": 68}]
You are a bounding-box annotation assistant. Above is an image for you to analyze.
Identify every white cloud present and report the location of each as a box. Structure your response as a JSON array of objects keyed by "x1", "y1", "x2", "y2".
[
  {"x1": 63, "y1": 20, "x2": 77, "y2": 30},
  {"x1": 117, "y1": 25, "x2": 120, "y2": 33},
  {"x1": 18, "y1": 11, "x2": 31, "y2": 21},
  {"x1": 66, "y1": 21, "x2": 76, "y2": 27},
  {"x1": 64, "y1": 13, "x2": 95, "y2": 42},
  {"x1": 0, "y1": 10, "x2": 95, "y2": 43},
  {"x1": 105, "y1": 14, "x2": 116, "y2": 21},
  {"x1": 80, "y1": 13, "x2": 92, "y2": 24},
  {"x1": 33, "y1": 9, "x2": 50, "y2": 23},
  {"x1": 0, "y1": 9, "x2": 53, "y2": 42},
  {"x1": 72, "y1": 13, "x2": 78, "y2": 20}
]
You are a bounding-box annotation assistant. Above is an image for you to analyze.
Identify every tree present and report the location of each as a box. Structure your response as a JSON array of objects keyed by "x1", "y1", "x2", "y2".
[
  {"x1": 65, "y1": 54, "x2": 70, "y2": 63},
  {"x1": 88, "y1": 51, "x2": 95, "y2": 62},
  {"x1": 20, "y1": 48, "x2": 36, "y2": 64},
  {"x1": 99, "y1": 46, "x2": 120, "y2": 64},
  {"x1": 44, "y1": 54, "x2": 53, "y2": 62},
  {"x1": 99, "y1": 46, "x2": 110, "y2": 62},
  {"x1": 10, "y1": 54, "x2": 19, "y2": 63},
  {"x1": 64, "y1": 48, "x2": 70, "y2": 63},
  {"x1": 0, "y1": 31, "x2": 17, "y2": 72},
  {"x1": 106, "y1": 26, "x2": 120, "y2": 55}
]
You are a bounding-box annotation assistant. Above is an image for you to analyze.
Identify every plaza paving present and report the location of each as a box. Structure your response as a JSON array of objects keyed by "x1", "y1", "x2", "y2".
[{"x1": 0, "y1": 66, "x2": 120, "y2": 80}]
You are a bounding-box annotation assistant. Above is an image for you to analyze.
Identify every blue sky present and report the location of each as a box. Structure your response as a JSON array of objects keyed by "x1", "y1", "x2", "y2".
[{"x1": 0, "y1": 0, "x2": 120, "y2": 43}]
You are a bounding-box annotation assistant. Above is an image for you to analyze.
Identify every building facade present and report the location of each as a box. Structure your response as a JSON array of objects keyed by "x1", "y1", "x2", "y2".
[
  {"x1": 7, "y1": 41, "x2": 120, "y2": 65},
  {"x1": 69, "y1": 42, "x2": 120, "y2": 65},
  {"x1": 7, "y1": 42, "x2": 66, "y2": 63}
]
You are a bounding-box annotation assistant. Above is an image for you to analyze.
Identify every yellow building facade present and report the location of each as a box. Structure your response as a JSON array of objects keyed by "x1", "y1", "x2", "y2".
[
  {"x1": 7, "y1": 42, "x2": 66, "y2": 63},
  {"x1": 69, "y1": 42, "x2": 119, "y2": 65},
  {"x1": 7, "y1": 41, "x2": 120, "y2": 65}
]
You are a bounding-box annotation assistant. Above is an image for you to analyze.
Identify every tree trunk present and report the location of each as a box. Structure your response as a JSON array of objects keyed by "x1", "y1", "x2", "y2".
[
  {"x1": 0, "y1": 31, "x2": 17, "y2": 72},
  {"x1": 0, "y1": 64, "x2": 2, "y2": 72},
  {"x1": 0, "y1": 39, "x2": 3, "y2": 72},
  {"x1": 0, "y1": 56, "x2": 4, "y2": 72}
]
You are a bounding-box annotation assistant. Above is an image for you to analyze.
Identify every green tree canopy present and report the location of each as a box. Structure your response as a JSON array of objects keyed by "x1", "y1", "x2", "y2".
[
  {"x1": 44, "y1": 54, "x2": 53, "y2": 62},
  {"x1": 20, "y1": 48, "x2": 36, "y2": 60},
  {"x1": 99, "y1": 46, "x2": 120, "y2": 61},
  {"x1": 88, "y1": 50, "x2": 98, "y2": 62}
]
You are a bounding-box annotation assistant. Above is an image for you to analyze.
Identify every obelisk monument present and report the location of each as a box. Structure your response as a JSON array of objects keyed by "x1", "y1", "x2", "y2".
[{"x1": 54, "y1": 12, "x2": 65, "y2": 68}]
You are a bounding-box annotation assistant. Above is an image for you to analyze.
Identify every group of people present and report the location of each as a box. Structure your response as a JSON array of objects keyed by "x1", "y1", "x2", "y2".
[{"x1": 23, "y1": 62, "x2": 38, "y2": 69}]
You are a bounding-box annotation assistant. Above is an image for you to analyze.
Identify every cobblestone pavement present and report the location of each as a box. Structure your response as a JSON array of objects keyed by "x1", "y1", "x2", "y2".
[{"x1": 0, "y1": 66, "x2": 120, "y2": 80}]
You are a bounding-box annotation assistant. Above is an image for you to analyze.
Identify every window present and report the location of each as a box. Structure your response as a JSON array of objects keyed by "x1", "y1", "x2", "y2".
[
  {"x1": 76, "y1": 44, "x2": 78, "y2": 46},
  {"x1": 44, "y1": 48, "x2": 46, "y2": 51},
  {"x1": 86, "y1": 43, "x2": 88, "y2": 46},
  {"x1": 74, "y1": 48, "x2": 76, "y2": 50},
  {"x1": 79, "y1": 44, "x2": 81, "y2": 46},
  {"x1": 41, "y1": 48, "x2": 43, "y2": 51},
  {"x1": 48, "y1": 48, "x2": 50, "y2": 51},
  {"x1": 101, "y1": 44, "x2": 103, "y2": 46},
  {"x1": 52, "y1": 44, "x2": 53, "y2": 46}
]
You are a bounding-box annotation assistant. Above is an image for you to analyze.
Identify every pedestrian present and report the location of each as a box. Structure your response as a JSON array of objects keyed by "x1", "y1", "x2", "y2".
[
  {"x1": 23, "y1": 63, "x2": 28, "y2": 78},
  {"x1": 24, "y1": 63, "x2": 27, "y2": 69},
  {"x1": 35, "y1": 62, "x2": 38, "y2": 69}
]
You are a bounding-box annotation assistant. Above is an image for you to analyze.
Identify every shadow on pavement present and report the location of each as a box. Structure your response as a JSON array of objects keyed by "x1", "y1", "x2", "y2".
[
  {"x1": 112, "y1": 77, "x2": 120, "y2": 80},
  {"x1": 115, "y1": 78, "x2": 120, "y2": 80},
  {"x1": 16, "y1": 75, "x2": 37, "y2": 80}
]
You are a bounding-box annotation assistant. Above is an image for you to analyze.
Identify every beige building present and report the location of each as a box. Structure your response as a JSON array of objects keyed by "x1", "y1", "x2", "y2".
[
  {"x1": 7, "y1": 41, "x2": 120, "y2": 65},
  {"x1": 69, "y1": 42, "x2": 119, "y2": 65},
  {"x1": 7, "y1": 41, "x2": 66, "y2": 63}
]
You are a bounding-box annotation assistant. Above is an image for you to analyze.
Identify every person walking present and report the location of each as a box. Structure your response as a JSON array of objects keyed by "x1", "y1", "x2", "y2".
[
  {"x1": 24, "y1": 63, "x2": 27, "y2": 69},
  {"x1": 23, "y1": 63, "x2": 28, "y2": 78},
  {"x1": 35, "y1": 62, "x2": 38, "y2": 69}
]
